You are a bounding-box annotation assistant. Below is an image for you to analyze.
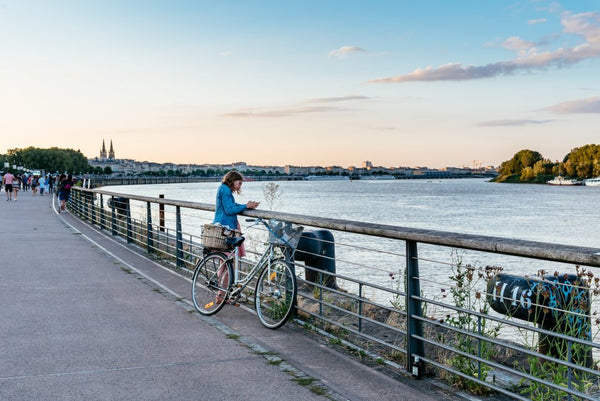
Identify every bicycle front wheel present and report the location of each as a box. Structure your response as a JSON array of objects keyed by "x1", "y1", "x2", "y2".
[
  {"x1": 192, "y1": 252, "x2": 232, "y2": 315},
  {"x1": 254, "y1": 259, "x2": 297, "y2": 329}
]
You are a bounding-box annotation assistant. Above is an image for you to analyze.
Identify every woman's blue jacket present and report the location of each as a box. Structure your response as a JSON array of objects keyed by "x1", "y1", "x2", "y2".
[{"x1": 213, "y1": 183, "x2": 247, "y2": 230}]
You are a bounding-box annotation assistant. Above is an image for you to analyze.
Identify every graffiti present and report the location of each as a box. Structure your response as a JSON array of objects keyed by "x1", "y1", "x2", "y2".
[{"x1": 487, "y1": 273, "x2": 591, "y2": 338}]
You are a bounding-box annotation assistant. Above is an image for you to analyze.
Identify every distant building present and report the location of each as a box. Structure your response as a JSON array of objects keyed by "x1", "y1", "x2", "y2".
[{"x1": 99, "y1": 139, "x2": 115, "y2": 161}]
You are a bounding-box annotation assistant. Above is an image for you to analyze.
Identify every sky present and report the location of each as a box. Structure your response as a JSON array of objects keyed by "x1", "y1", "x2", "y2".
[{"x1": 1, "y1": 0, "x2": 599, "y2": 168}]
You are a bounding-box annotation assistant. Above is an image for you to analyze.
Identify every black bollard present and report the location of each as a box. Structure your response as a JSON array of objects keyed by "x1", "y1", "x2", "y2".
[
  {"x1": 487, "y1": 273, "x2": 593, "y2": 368},
  {"x1": 107, "y1": 196, "x2": 129, "y2": 217},
  {"x1": 295, "y1": 230, "x2": 337, "y2": 289}
]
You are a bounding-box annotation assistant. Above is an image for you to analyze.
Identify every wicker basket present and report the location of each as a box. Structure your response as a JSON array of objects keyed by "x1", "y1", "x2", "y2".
[{"x1": 201, "y1": 224, "x2": 240, "y2": 250}]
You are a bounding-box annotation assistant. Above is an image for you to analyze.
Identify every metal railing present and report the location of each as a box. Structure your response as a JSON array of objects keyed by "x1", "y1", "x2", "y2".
[{"x1": 68, "y1": 187, "x2": 600, "y2": 400}]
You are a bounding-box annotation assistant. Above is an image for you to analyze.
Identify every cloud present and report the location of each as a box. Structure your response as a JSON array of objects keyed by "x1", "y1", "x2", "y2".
[
  {"x1": 305, "y1": 95, "x2": 370, "y2": 103},
  {"x1": 545, "y1": 96, "x2": 600, "y2": 113},
  {"x1": 477, "y1": 119, "x2": 554, "y2": 127},
  {"x1": 528, "y1": 18, "x2": 547, "y2": 25},
  {"x1": 369, "y1": 11, "x2": 600, "y2": 83},
  {"x1": 219, "y1": 51, "x2": 233, "y2": 57},
  {"x1": 328, "y1": 46, "x2": 367, "y2": 58},
  {"x1": 222, "y1": 106, "x2": 346, "y2": 118}
]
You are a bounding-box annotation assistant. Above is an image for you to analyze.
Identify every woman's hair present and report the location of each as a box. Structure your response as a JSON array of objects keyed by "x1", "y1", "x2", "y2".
[{"x1": 222, "y1": 170, "x2": 244, "y2": 193}]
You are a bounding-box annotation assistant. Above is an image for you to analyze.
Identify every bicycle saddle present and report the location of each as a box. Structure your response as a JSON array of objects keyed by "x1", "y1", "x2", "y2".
[{"x1": 225, "y1": 236, "x2": 245, "y2": 248}]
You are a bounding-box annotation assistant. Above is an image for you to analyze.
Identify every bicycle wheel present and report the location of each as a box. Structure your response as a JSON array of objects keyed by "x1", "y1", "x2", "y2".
[
  {"x1": 254, "y1": 258, "x2": 297, "y2": 329},
  {"x1": 192, "y1": 252, "x2": 232, "y2": 315}
]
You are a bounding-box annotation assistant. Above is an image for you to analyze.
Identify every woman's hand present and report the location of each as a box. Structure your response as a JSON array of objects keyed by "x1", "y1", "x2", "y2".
[{"x1": 246, "y1": 201, "x2": 260, "y2": 209}]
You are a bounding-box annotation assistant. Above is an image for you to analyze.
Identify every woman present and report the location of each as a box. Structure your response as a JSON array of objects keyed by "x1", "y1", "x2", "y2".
[
  {"x1": 213, "y1": 170, "x2": 259, "y2": 303},
  {"x1": 213, "y1": 170, "x2": 259, "y2": 233},
  {"x1": 12, "y1": 175, "x2": 20, "y2": 201},
  {"x1": 57, "y1": 174, "x2": 73, "y2": 211}
]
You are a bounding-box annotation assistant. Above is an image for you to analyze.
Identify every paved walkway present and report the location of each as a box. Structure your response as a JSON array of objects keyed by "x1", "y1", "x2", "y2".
[{"x1": 0, "y1": 188, "x2": 464, "y2": 401}]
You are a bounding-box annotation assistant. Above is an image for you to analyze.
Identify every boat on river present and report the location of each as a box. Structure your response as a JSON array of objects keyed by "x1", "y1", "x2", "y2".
[
  {"x1": 584, "y1": 177, "x2": 600, "y2": 186},
  {"x1": 546, "y1": 176, "x2": 583, "y2": 186}
]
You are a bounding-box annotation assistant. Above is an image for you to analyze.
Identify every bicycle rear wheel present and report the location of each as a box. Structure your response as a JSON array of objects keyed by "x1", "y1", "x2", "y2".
[
  {"x1": 192, "y1": 252, "x2": 232, "y2": 315},
  {"x1": 254, "y1": 259, "x2": 297, "y2": 329}
]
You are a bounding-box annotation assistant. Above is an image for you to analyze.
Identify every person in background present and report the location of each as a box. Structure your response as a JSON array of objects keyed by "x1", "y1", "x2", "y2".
[
  {"x1": 31, "y1": 175, "x2": 39, "y2": 195},
  {"x1": 38, "y1": 175, "x2": 46, "y2": 196},
  {"x1": 3, "y1": 170, "x2": 15, "y2": 201},
  {"x1": 12, "y1": 175, "x2": 20, "y2": 201},
  {"x1": 21, "y1": 173, "x2": 29, "y2": 191},
  {"x1": 57, "y1": 174, "x2": 72, "y2": 211},
  {"x1": 48, "y1": 175, "x2": 55, "y2": 193}
]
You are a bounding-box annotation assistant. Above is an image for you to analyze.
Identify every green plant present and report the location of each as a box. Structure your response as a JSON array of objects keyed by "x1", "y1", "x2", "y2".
[
  {"x1": 388, "y1": 269, "x2": 404, "y2": 310},
  {"x1": 519, "y1": 266, "x2": 600, "y2": 400},
  {"x1": 445, "y1": 251, "x2": 502, "y2": 394},
  {"x1": 263, "y1": 182, "x2": 283, "y2": 210}
]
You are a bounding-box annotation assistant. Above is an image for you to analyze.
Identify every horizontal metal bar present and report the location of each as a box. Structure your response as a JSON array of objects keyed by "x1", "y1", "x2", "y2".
[{"x1": 75, "y1": 187, "x2": 600, "y2": 267}]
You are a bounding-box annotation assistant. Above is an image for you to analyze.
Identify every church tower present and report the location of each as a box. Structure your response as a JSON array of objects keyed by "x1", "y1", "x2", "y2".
[
  {"x1": 109, "y1": 140, "x2": 115, "y2": 160},
  {"x1": 100, "y1": 140, "x2": 107, "y2": 160}
]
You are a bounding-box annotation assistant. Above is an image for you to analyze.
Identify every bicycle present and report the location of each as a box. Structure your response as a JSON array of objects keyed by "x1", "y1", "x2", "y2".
[{"x1": 191, "y1": 218, "x2": 304, "y2": 329}]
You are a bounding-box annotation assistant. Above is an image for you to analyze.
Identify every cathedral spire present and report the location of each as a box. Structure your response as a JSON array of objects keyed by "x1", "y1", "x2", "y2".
[
  {"x1": 100, "y1": 140, "x2": 107, "y2": 160},
  {"x1": 109, "y1": 140, "x2": 115, "y2": 160}
]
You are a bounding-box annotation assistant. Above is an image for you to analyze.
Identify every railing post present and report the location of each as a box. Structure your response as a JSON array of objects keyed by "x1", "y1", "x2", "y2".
[
  {"x1": 84, "y1": 190, "x2": 90, "y2": 222},
  {"x1": 146, "y1": 201, "x2": 154, "y2": 254},
  {"x1": 175, "y1": 206, "x2": 183, "y2": 267},
  {"x1": 100, "y1": 194, "x2": 105, "y2": 230},
  {"x1": 406, "y1": 239, "x2": 424, "y2": 377},
  {"x1": 111, "y1": 198, "x2": 117, "y2": 236},
  {"x1": 159, "y1": 194, "x2": 165, "y2": 232},
  {"x1": 91, "y1": 191, "x2": 96, "y2": 225},
  {"x1": 358, "y1": 283, "x2": 363, "y2": 333},
  {"x1": 126, "y1": 197, "x2": 132, "y2": 244}
]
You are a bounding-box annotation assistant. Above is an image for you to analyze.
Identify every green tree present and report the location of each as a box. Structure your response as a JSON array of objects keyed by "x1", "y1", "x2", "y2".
[
  {"x1": 498, "y1": 149, "x2": 543, "y2": 176},
  {"x1": 560, "y1": 144, "x2": 600, "y2": 179},
  {"x1": 7, "y1": 147, "x2": 90, "y2": 174},
  {"x1": 103, "y1": 166, "x2": 113, "y2": 175}
]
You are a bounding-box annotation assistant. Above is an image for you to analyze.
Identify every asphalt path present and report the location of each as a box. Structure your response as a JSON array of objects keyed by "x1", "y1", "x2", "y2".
[{"x1": 0, "y1": 188, "x2": 467, "y2": 401}]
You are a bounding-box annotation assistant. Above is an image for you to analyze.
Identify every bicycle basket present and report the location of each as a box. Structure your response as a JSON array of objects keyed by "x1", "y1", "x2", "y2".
[
  {"x1": 201, "y1": 224, "x2": 240, "y2": 250},
  {"x1": 268, "y1": 220, "x2": 304, "y2": 249}
]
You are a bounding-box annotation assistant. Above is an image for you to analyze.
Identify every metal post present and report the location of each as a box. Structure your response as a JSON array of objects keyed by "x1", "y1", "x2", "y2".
[
  {"x1": 175, "y1": 205, "x2": 183, "y2": 267},
  {"x1": 146, "y1": 201, "x2": 154, "y2": 254},
  {"x1": 111, "y1": 198, "x2": 117, "y2": 236},
  {"x1": 126, "y1": 197, "x2": 132, "y2": 244},
  {"x1": 406, "y1": 239, "x2": 424, "y2": 377},
  {"x1": 159, "y1": 194, "x2": 165, "y2": 232},
  {"x1": 358, "y1": 283, "x2": 363, "y2": 333},
  {"x1": 91, "y1": 192, "x2": 96, "y2": 225},
  {"x1": 100, "y1": 194, "x2": 105, "y2": 230},
  {"x1": 85, "y1": 191, "x2": 90, "y2": 222}
]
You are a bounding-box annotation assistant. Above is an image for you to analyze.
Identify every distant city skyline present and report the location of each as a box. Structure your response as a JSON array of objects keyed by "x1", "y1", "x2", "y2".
[{"x1": 1, "y1": 1, "x2": 599, "y2": 168}]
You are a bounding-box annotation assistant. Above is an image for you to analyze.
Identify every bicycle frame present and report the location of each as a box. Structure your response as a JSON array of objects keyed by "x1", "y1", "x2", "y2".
[{"x1": 226, "y1": 241, "x2": 282, "y2": 297}]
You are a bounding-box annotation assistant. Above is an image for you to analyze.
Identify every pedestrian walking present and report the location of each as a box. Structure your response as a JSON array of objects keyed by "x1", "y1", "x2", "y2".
[
  {"x1": 57, "y1": 174, "x2": 73, "y2": 211},
  {"x1": 39, "y1": 175, "x2": 47, "y2": 196},
  {"x1": 12, "y1": 175, "x2": 20, "y2": 201},
  {"x1": 3, "y1": 170, "x2": 15, "y2": 201},
  {"x1": 31, "y1": 176, "x2": 39, "y2": 195}
]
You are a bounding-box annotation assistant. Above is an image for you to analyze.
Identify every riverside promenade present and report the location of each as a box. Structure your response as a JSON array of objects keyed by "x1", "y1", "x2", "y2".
[{"x1": 0, "y1": 191, "x2": 467, "y2": 401}]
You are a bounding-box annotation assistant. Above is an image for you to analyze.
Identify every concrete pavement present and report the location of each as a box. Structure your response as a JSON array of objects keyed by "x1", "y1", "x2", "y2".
[{"x1": 0, "y1": 188, "x2": 465, "y2": 401}]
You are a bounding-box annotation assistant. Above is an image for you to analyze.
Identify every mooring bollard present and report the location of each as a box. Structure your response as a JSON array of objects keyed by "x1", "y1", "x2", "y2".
[
  {"x1": 295, "y1": 230, "x2": 337, "y2": 289},
  {"x1": 487, "y1": 273, "x2": 593, "y2": 367}
]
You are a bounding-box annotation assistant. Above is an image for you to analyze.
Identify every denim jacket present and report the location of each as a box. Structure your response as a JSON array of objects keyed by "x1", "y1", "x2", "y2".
[{"x1": 213, "y1": 184, "x2": 247, "y2": 230}]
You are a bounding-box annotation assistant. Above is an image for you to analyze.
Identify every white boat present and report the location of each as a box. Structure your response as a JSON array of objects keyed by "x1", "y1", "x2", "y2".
[
  {"x1": 546, "y1": 176, "x2": 583, "y2": 186},
  {"x1": 584, "y1": 177, "x2": 600, "y2": 186}
]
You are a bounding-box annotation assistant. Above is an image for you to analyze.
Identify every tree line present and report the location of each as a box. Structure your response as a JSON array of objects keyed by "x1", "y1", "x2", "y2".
[
  {"x1": 2, "y1": 147, "x2": 91, "y2": 175},
  {"x1": 494, "y1": 144, "x2": 600, "y2": 183}
]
